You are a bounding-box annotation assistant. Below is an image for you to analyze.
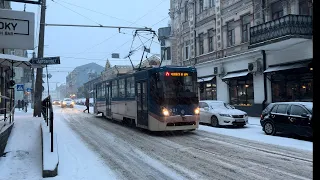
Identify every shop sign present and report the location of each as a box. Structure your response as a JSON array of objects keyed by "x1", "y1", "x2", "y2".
[{"x1": 0, "y1": 9, "x2": 35, "y2": 49}]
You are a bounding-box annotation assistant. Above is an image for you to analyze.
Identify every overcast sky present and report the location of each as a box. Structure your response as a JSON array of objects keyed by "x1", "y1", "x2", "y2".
[{"x1": 11, "y1": 0, "x2": 170, "y2": 87}]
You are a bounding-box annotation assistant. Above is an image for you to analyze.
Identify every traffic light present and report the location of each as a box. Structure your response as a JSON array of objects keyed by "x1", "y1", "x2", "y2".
[{"x1": 9, "y1": 80, "x2": 15, "y2": 87}]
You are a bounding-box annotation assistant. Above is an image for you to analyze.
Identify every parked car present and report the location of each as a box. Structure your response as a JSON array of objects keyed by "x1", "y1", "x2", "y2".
[
  {"x1": 260, "y1": 102, "x2": 312, "y2": 137},
  {"x1": 52, "y1": 99, "x2": 60, "y2": 105},
  {"x1": 61, "y1": 98, "x2": 75, "y2": 108},
  {"x1": 199, "y1": 100, "x2": 248, "y2": 127}
]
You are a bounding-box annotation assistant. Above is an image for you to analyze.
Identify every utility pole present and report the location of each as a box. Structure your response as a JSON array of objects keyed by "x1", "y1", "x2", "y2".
[
  {"x1": 31, "y1": 52, "x2": 36, "y2": 109},
  {"x1": 33, "y1": 0, "x2": 46, "y2": 117}
]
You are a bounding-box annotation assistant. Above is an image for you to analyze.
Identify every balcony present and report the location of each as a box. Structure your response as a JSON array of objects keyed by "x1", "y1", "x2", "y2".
[{"x1": 249, "y1": 15, "x2": 312, "y2": 50}]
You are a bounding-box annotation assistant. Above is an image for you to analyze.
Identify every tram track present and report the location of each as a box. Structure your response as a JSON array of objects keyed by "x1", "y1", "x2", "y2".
[{"x1": 58, "y1": 107, "x2": 313, "y2": 180}]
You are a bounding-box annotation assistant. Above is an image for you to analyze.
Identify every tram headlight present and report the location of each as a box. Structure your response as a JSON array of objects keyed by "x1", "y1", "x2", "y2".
[
  {"x1": 162, "y1": 108, "x2": 170, "y2": 116},
  {"x1": 194, "y1": 107, "x2": 200, "y2": 115}
]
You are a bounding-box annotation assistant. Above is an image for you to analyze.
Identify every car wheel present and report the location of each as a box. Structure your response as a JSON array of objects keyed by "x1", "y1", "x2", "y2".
[
  {"x1": 263, "y1": 121, "x2": 276, "y2": 135},
  {"x1": 211, "y1": 116, "x2": 219, "y2": 127}
]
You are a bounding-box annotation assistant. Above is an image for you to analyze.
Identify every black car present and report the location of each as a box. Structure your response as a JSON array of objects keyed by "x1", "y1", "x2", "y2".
[{"x1": 260, "y1": 102, "x2": 312, "y2": 138}]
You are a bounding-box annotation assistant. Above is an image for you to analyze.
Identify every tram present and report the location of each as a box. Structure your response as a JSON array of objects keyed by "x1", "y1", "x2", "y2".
[{"x1": 94, "y1": 66, "x2": 200, "y2": 131}]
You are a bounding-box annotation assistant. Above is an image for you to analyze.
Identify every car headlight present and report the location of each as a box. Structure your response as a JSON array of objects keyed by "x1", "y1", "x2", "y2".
[
  {"x1": 62, "y1": 102, "x2": 66, "y2": 104},
  {"x1": 244, "y1": 114, "x2": 248, "y2": 117},
  {"x1": 71, "y1": 102, "x2": 74, "y2": 104},
  {"x1": 194, "y1": 107, "x2": 200, "y2": 115},
  {"x1": 219, "y1": 114, "x2": 232, "y2": 117},
  {"x1": 162, "y1": 108, "x2": 169, "y2": 116}
]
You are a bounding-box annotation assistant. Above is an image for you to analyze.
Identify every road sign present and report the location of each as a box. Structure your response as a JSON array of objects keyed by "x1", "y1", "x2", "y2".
[
  {"x1": 26, "y1": 88, "x2": 32, "y2": 92},
  {"x1": 30, "y1": 56, "x2": 60, "y2": 65},
  {"x1": 48, "y1": 73, "x2": 52, "y2": 79},
  {"x1": 17, "y1": 84, "x2": 24, "y2": 91}
]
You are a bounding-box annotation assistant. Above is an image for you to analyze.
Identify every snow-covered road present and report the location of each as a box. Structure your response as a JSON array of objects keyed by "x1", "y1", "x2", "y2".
[{"x1": 58, "y1": 107, "x2": 312, "y2": 180}]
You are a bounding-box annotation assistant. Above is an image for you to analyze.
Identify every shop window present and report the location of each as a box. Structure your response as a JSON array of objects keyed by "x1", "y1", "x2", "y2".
[
  {"x1": 271, "y1": 72, "x2": 313, "y2": 102},
  {"x1": 199, "y1": 79, "x2": 217, "y2": 100},
  {"x1": 229, "y1": 74, "x2": 254, "y2": 106}
]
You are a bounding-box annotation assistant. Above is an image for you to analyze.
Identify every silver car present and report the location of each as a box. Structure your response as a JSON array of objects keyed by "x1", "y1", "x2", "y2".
[{"x1": 61, "y1": 98, "x2": 74, "y2": 108}]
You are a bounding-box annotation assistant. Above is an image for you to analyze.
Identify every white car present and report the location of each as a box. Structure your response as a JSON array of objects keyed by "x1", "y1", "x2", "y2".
[
  {"x1": 199, "y1": 100, "x2": 248, "y2": 127},
  {"x1": 61, "y1": 98, "x2": 74, "y2": 108}
]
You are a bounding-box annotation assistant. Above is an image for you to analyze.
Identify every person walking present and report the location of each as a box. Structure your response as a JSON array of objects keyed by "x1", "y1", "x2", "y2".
[
  {"x1": 17, "y1": 100, "x2": 21, "y2": 111},
  {"x1": 83, "y1": 97, "x2": 90, "y2": 113},
  {"x1": 21, "y1": 99, "x2": 25, "y2": 111}
]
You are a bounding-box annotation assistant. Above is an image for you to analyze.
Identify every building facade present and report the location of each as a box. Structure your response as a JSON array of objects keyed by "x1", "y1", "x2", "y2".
[
  {"x1": 158, "y1": 27, "x2": 173, "y2": 66},
  {"x1": 169, "y1": 0, "x2": 312, "y2": 116}
]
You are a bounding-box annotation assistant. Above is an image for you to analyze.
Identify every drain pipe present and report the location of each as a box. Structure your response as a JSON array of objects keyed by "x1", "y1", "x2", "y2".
[{"x1": 262, "y1": 50, "x2": 267, "y2": 110}]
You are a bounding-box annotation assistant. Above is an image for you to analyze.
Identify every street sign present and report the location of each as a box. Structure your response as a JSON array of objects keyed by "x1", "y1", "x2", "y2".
[
  {"x1": 26, "y1": 88, "x2": 32, "y2": 92},
  {"x1": 16, "y1": 84, "x2": 24, "y2": 91},
  {"x1": 30, "y1": 56, "x2": 60, "y2": 65},
  {"x1": 48, "y1": 73, "x2": 52, "y2": 79}
]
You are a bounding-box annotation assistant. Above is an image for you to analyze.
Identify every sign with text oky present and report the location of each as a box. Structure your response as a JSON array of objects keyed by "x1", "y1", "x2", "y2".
[{"x1": 0, "y1": 9, "x2": 35, "y2": 49}]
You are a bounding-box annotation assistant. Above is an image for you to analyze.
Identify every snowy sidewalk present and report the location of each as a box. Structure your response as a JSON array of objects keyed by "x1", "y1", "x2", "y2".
[{"x1": 0, "y1": 107, "x2": 117, "y2": 180}]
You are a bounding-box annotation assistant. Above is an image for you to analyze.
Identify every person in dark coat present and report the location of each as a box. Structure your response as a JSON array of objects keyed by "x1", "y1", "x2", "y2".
[
  {"x1": 17, "y1": 100, "x2": 21, "y2": 111},
  {"x1": 21, "y1": 99, "x2": 25, "y2": 111},
  {"x1": 41, "y1": 97, "x2": 50, "y2": 119},
  {"x1": 83, "y1": 97, "x2": 90, "y2": 113}
]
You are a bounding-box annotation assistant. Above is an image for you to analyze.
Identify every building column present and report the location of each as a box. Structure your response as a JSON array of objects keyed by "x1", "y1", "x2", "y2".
[{"x1": 216, "y1": 76, "x2": 229, "y2": 103}]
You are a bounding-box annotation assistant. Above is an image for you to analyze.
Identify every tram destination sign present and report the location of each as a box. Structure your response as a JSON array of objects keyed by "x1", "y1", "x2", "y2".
[{"x1": 30, "y1": 56, "x2": 60, "y2": 65}]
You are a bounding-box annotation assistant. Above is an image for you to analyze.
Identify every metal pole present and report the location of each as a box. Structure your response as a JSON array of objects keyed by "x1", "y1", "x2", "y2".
[
  {"x1": 9, "y1": 61, "x2": 13, "y2": 123},
  {"x1": 31, "y1": 52, "x2": 36, "y2": 109},
  {"x1": 33, "y1": 0, "x2": 47, "y2": 117}
]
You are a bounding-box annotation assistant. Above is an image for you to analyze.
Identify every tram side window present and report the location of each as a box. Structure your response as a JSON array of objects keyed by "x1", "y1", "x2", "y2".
[
  {"x1": 126, "y1": 76, "x2": 135, "y2": 98},
  {"x1": 97, "y1": 84, "x2": 101, "y2": 98},
  {"x1": 119, "y1": 79, "x2": 125, "y2": 98},
  {"x1": 101, "y1": 83, "x2": 105, "y2": 98},
  {"x1": 112, "y1": 80, "x2": 118, "y2": 98}
]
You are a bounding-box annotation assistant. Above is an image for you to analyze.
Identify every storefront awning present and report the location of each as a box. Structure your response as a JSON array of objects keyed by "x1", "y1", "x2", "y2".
[
  {"x1": 222, "y1": 71, "x2": 249, "y2": 80},
  {"x1": 197, "y1": 76, "x2": 215, "y2": 82},
  {"x1": 264, "y1": 62, "x2": 310, "y2": 73},
  {"x1": 0, "y1": 54, "x2": 32, "y2": 69}
]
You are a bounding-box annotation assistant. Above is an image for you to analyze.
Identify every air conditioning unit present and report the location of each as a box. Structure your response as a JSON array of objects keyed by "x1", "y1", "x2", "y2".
[
  {"x1": 248, "y1": 61, "x2": 261, "y2": 73},
  {"x1": 213, "y1": 65, "x2": 224, "y2": 75}
]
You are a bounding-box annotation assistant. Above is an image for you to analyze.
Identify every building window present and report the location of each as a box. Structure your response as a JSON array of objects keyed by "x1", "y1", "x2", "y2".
[
  {"x1": 166, "y1": 47, "x2": 171, "y2": 60},
  {"x1": 271, "y1": 70, "x2": 313, "y2": 102},
  {"x1": 126, "y1": 76, "x2": 135, "y2": 98},
  {"x1": 299, "y1": 0, "x2": 312, "y2": 16},
  {"x1": 241, "y1": 14, "x2": 251, "y2": 43},
  {"x1": 199, "y1": 79, "x2": 217, "y2": 100},
  {"x1": 185, "y1": 40, "x2": 190, "y2": 59},
  {"x1": 112, "y1": 80, "x2": 118, "y2": 98},
  {"x1": 229, "y1": 74, "x2": 254, "y2": 106},
  {"x1": 198, "y1": 34, "x2": 204, "y2": 55},
  {"x1": 209, "y1": 0, "x2": 215, "y2": 8},
  {"x1": 208, "y1": 29, "x2": 214, "y2": 52},
  {"x1": 185, "y1": 2, "x2": 189, "y2": 21},
  {"x1": 271, "y1": 1, "x2": 284, "y2": 20},
  {"x1": 199, "y1": 0, "x2": 204, "y2": 13},
  {"x1": 227, "y1": 22, "x2": 235, "y2": 47}
]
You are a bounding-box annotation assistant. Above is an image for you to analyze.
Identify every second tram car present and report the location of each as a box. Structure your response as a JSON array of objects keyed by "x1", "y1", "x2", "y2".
[{"x1": 94, "y1": 66, "x2": 199, "y2": 131}]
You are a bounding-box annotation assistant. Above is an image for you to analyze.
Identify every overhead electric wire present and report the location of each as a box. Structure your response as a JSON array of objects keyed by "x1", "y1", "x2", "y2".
[
  {"x1": 51, "y1": 0, "x2": 102, "y2": 26},
  {"x1": 54, "y1": 0, "x2": 142, "y2": 26},
  {"x1": 72, "y1": 0, "x2": 168, "y2": 55}
]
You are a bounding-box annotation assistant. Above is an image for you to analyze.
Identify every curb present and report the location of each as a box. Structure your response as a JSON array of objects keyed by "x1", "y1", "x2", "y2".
[{"x1": 40, "y1": 123, "x2": 59, "y2": 178}]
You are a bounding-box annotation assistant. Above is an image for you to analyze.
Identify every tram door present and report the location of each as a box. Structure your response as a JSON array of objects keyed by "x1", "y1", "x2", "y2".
[
  {"x1": 136, "y1": 81, "x2": 148, "y2": 127},
  {"x1": 106, "y1": 83, "x2": 112, "y2": 117}
]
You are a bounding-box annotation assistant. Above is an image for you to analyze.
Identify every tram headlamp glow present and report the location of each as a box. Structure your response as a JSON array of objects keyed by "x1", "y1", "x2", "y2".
[
  {"x1": 194, "y1": 107, "x2": 200, "y2": 115},
  {"x1": 162, "y1": 108, "x2": 170, "y2": 116}
]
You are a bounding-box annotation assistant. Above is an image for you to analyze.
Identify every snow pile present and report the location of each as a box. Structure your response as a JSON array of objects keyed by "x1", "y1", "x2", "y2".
[
  {"x1": 199, "y1": 121, "x2": 313, "y2": 151},
  {"x1": 41, "y1": 121, "x2": 59, "y2": 172}
]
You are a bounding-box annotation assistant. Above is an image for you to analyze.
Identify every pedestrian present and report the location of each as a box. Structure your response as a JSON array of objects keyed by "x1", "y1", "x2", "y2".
[
  {"x1": 83, "y1": 97, "x2": 90, "y2": 113},
  {"x1": 17, "y1": 100, "x2": 21, "y2": 111},
  {"x1": 41, "y1": 97, "x2": 50, "y2": 120},
  {"x1": 21, "y1": 99, "x2": 25, "y2": 111}
]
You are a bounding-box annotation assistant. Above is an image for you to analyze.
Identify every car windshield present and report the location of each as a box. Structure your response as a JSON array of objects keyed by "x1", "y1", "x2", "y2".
[
  {"x1": 303, "y1": 104, "x2": 313, "y2": 114},
  {"x1": 64, "y1": 98, "x2": 72, "y2": 101},
  {"x1": 210, "y1": 102, "x2": 233, "y2": 109}
]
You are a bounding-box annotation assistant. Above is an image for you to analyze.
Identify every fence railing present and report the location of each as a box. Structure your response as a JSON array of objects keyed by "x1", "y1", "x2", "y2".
[
  {"x1": 0, "y1": 95, "x2": 15, "y2": 123},
  {"x1": 42, "y1": 95, "x2": 54, "y2": 152}
]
